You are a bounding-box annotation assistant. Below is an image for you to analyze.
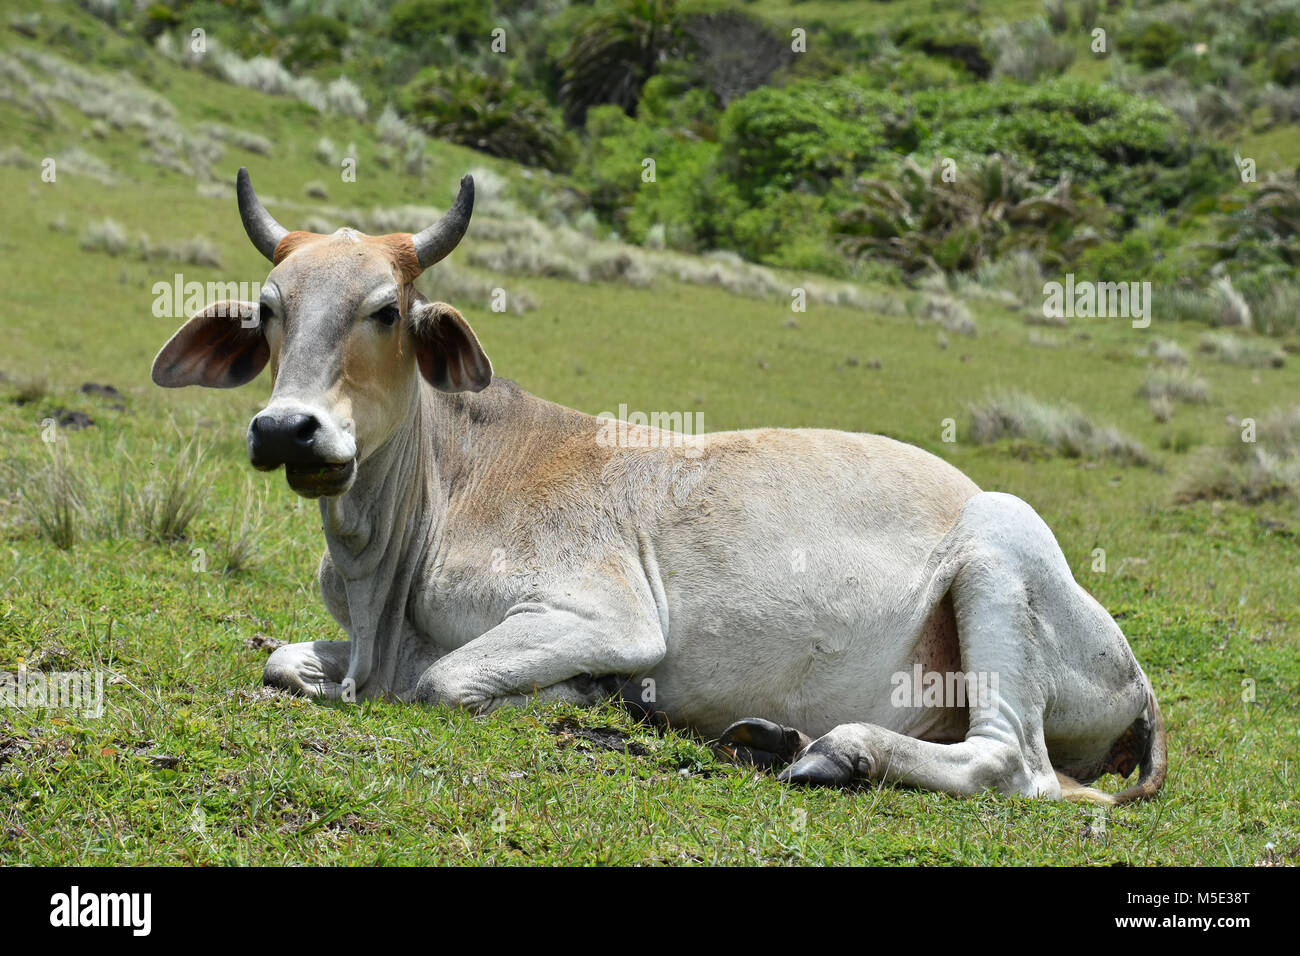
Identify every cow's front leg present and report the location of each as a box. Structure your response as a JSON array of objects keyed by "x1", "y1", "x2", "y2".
[
  {"x1": 263, "y1": 639, "x2": 353, "y2": 699},
  {"x1": 414, "y1": 602, "x2": 665, "y2": 713}
]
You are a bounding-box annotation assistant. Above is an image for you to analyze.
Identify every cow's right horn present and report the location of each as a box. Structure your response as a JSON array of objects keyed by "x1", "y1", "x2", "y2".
[{"x1": 237, "y1": 167, "x2": 289, "y2": 262}]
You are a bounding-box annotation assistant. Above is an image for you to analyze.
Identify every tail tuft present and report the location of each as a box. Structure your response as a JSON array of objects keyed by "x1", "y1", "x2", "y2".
[
  {"x1": 1058, "y1": 690, "x2": 1167, "y2": 805},
  {"x1": 1057, "y1": 771, "x2": 1117, "y2": 806}
]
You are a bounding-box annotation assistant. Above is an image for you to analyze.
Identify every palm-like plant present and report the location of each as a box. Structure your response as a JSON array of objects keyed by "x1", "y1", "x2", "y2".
[
  {"x1": 558, "y1": 0, "x2": 683, "y2": 126},
  {"x1": 835, "y1": 155, "x2": 1099, "y2": 274},
  {"x1": 1210, "y1": 168, "x2": 1300, "y2": 266}
]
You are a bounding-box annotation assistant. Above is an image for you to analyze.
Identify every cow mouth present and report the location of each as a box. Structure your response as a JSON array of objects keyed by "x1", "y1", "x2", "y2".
[{"x1": 283, "y1": 459, "x2": 356, "y2": 498}]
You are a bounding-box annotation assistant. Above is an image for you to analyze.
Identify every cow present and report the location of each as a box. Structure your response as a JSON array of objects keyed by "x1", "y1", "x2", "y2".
[{"x1": 151, "y1": 168, "x2": 1167, "y2": 804}]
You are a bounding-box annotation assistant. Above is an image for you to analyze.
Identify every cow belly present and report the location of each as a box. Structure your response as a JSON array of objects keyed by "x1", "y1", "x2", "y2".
[{"x1": 642, "y1": 566, "x2": 968, "y2": 741}]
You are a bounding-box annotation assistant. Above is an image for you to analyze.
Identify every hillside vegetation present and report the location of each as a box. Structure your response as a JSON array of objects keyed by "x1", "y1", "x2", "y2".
[{"x1": 0, "y1": 0, "x2": 1296, "y2": 865}]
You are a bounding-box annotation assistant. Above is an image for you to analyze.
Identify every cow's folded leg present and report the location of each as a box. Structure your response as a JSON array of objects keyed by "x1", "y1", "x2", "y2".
[
  {"x1": 780, "y1": 723, "x2": 1055, "y2": 798},
  {"x1": 472, "y1": 673, "x2": 624, "y2": 712},
  {"x1": 414, "y1": 603, "x2": 665, "y2": 713},
  {"x1": 263, "y1": 639, "x2": 352, "y2": 699},
  {"x1": 715, "y1": 717, "x2": 813, "y2": 769}
]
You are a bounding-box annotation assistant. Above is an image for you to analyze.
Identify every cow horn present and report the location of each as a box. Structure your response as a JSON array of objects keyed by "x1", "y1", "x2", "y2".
[
  {"x1": 237, "y1": 167, "x2": 289, "y2": 262},
  {"x1": 413, "y1": 175, "x2": 474, "y2": 269}
]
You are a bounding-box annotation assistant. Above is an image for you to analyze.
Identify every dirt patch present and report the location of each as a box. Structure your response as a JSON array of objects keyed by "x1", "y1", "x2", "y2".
[
  {"x1": 79, "y1": 383, "x2": 128, "y2": 412},
  {"x1": 243, "y1": 633, "x2": 285, "y2": 653},
  {"x1": 44, "y1": 408, "x2": 94, "y2": 429},
  {"x1": 550, "y1": 717, "x2": 650, "y2": 756}
]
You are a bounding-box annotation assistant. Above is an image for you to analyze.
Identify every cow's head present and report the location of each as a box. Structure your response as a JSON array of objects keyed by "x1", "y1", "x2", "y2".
[{"x1": 152, "y1": 168, "x2": 492, "y2": 498}]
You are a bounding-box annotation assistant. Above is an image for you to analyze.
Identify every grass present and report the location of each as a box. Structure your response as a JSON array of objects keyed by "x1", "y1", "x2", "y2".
[{"x1": 0, "y1": 0, "x2": 1298, "y2": 866}]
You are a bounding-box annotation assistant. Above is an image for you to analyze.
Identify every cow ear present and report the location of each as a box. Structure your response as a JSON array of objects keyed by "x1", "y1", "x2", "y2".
[
  {"x1": 408, "y1": 301, "x2": 492, "y2": 393},
  {"x1": 152, "y1": 301, "x2": 269, "y2": 388}
]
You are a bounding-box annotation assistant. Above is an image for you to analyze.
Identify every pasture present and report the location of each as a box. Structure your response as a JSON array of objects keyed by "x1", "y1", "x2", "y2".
[{"x1": 0, "y1": 0, "x2": 1297, "y2": 866}]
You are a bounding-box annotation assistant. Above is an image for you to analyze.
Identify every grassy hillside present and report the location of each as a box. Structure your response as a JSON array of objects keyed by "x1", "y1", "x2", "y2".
[{"x1": 0, "y1": 1, "x2": 1296, "y2": 865}]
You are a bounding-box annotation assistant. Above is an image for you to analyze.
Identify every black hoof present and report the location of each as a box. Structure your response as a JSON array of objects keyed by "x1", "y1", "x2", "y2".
[
  {"x1": 715, "y1": 744, "x2": 783, "y2": 769},
  {"x1": 717, "y1": 717, "x2": 811, "y2": 766},
  {"x1": 778, "y1": 751, "x2": 855, "y2": 787}
]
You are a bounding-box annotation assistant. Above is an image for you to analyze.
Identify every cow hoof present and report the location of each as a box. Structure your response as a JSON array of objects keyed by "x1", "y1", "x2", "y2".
[
  {"x1": 716, "y1": 717, "x2": 812, "y2": 768},
  {"x1": 778, "y1": 750, "x2": 855, "y2": 787}
]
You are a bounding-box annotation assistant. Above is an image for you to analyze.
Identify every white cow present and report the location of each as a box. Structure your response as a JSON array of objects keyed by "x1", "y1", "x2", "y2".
[{"x1": 152, "y1": 169, "x2": 1166, "y2": 804}]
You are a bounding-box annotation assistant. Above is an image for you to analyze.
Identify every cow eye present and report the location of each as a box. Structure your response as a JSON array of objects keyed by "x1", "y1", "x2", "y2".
[
  {"x1": 371, "y1": 304, "x2": 400, "y2": 326},
  {"x1": 259, "y1": 302, "x2": 274, "y2": 324}
]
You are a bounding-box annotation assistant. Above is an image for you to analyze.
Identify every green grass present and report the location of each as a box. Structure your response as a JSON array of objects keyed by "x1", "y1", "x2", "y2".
[{"x1": 0, "y1": 3, "x2": 1298, "y2": 866}]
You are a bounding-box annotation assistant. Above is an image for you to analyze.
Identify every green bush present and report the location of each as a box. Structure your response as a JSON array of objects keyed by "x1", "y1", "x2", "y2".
[
  {"x1": 717, "y1": 78, "x2": 907, "y2": 205},
  {"x1": 389, "y1": 0, "x2": 492, "y2": 52},
  {"x1": 1126, "y1": 21, "x2": 1183, "y2": 69},
  {"x1": 283, "y1": 15, "x2": 349, "y2": 70},
  {"x1": 1269, "y1": 37, "x2": 1300, "y2": 85},
  {"x1": 399, "y1": 66, "x2": 573, "y2": 171},
  {"x1": 891, "y1": 16, "x2": 992, "y2": 79}
]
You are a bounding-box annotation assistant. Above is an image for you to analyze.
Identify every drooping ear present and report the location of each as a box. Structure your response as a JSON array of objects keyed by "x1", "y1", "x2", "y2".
[
  {"x1": 151, "y1": 301, "x2": 269, "y2": 388},
  {"x1": 408, "y1": 301, "x2": 493, "y2": 393}
]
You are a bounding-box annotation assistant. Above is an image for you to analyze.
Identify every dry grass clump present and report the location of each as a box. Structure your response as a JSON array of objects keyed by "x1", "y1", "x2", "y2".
[
  {"x1": 1197, "y1": 331, "x2": 1285, "y2": 368},
  {"x1": 1138, "y1": 368, "x2": 1210, "y2": 404},
  {"x1": 1176, "y1": 406, "x2": 1300, "y2": 504},
  {"x1": 968, "y1": 391, "x2": 1151, "y2": 466}
]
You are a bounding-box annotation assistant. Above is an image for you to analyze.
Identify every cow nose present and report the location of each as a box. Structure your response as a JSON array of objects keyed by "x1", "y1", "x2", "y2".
[{"x1": 248, "y1": 412, "x2": 322, "y2": 468}]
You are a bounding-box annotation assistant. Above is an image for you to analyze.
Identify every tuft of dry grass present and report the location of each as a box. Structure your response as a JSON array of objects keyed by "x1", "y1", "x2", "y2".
[
  {"x1": 1176, "y1": 406, "x2": 1300, "y2": 503},
  {"x1": 134, "y1": 435, "x2": 208, "y2": 542},
  {"x1": 1141, "y1": 337, "x2": 1189, "y2": 366},
  {"x1": 1197, "y1": 331, "x2": 1285, "y2": 368},
  {"x1": 968, "y1": 391, "x2": 1151, "y2": 466},
  {"x1": 1138, "y1": 368, "x2": 1210, "y2": 404},
  {"x1": 12, "y1": 442, "x2": 84, "y2": 549}
]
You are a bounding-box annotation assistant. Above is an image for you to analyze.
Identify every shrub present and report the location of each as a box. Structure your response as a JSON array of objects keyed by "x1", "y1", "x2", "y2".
[
  {"x1": 400, "y1": 66, "x2": 573, "y2": 171},
  {"x1": 1197, "y1": 331, "x2": 1285, "y2": 368},
  {"x1": 326, "y1": 76, "x2": 368, "y2": 120},
  {"x1": 891, "y1": 17, "x2": 992, "y2": 78},
  {"x1": 837, "y1": 155, "x2": 1097, "y2": 276},
  {"x1": 988, "y1": 18, "x2": 1075, "y2": 82},
  {"x1": 968, "y1": 391, "x2": 1151, "y2": 465},
  {"x1": 1127, "y1": 21, "x2": 1183, "y2": 69},
  {"x1": 80, "y1": 218, "x2": 128, "y2": 256},
  {"x1": 1177, "y1": 406, "x2": 1300, "y2": 503},
  {"x1": 283, "y1": 14, "x2": 349, "y2": 71},
  {"x1": 718, "y1": 78, "x2": 900, "y2": 205},
  {"x1": 1138, "y1": 368, "x2": 1210, "y2": 404},
  {"x1": 1210, "y1": 276, "x2": 1251, "y2": 328},
  {"x1": 389, "y1": 0, "x2": 492, "y2": 52},
  {"x1": 1269, "y1": 36, "x2": 1300, "y2": 84},
  {"x1": 1141, "y1": 338, "x2": 1190, "y2": 366},
  {"x1": 918, "y1": 80, "x2": 1190, "y2": 187}
]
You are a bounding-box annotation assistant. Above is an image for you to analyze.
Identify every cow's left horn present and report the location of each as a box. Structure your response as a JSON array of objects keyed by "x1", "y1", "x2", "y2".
[
  {"x1": 237, "y1": 167, "x2": 289, "y2": 262},
  {"x1": 413, "y1": 175, "x2": 474, "y2": 269}
]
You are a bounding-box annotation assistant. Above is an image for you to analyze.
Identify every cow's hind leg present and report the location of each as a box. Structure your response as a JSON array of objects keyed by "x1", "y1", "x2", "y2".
[{"x1": 781, "y1": 493, "x2": 1093, "y2": 799}]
